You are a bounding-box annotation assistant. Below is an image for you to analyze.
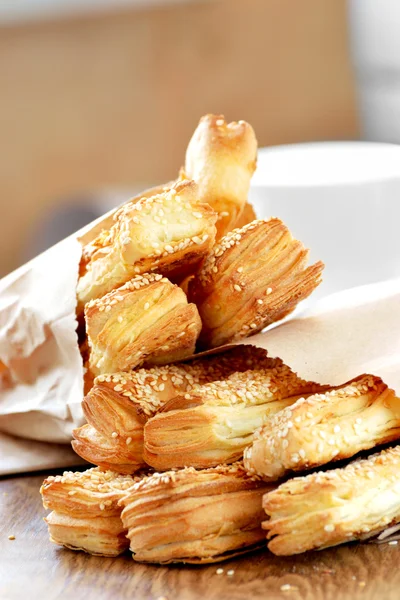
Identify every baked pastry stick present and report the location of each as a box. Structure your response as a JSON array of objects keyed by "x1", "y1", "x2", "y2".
[
  {"x1": 77, "y1": 179, "x2": 217, "y2": 310},
  {"x1": 120, "y1": 462, "x2": 274, "y2": 564},
  {"x1": 85, "y1": 273, "x2": 202, "y2": 377},
  {"x1": 244, "y1": 375, "x2": 400, "y2": 481},
  {"x1": 144, "y1": 361, "x2": 326, "y2": 470},
  {"x1": 72, "y1": 424, "x2": 146, "y2": 474},
  {"x1": 79, "y1": 181, "x2": 176, "y2": 276},
  {"x1": 40, "y1": 468, "x2": 139, "y2": 557},
  {"x1": 188, "y1": 218, "x2": 324, "y2": 349},
  {"x1": 263, "y1": 445, "x2": 400, "y2": 555},
  {"x1": 183, "y1": 114, "x2": 257, "y2": 239},
  {"x1": 74, "y1": 346, "x2": 277, "y2": 473}
]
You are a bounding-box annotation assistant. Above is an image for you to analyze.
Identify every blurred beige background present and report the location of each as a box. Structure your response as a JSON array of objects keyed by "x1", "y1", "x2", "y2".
[{"x1": 0, "y1": 0, "x2": 358, "y2": 277}]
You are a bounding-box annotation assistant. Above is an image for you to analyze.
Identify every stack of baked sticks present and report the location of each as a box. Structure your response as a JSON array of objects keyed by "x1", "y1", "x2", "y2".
[{"x1": 41, "y1": 115, "x2": 400, "y2": 563}]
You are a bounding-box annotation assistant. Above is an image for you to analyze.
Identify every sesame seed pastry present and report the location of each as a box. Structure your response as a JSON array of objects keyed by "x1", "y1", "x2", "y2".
[
  {"x1": 75, "y1": 347, "x2": 279, "y2": 473},
  {"x1": 182, "y1": 114, "x2": 258, "y2": 239},
  {"x1": 244, "y1": 375, "x2": 400, "y2": 481},
  {"x1": 119, "y1": 462, "x2": 275, "y2": 564},
  {"x1": 262, "y1": 445, "x2": 400, "y2": 555},
  {"x1": 72, "y1": 424, "x2": 146, "y2": 474},
  {"x1": 143, "y1": 360, "x2": 326, "y2": 470},
  {"x1": 77, "y1": 179, "x2": 217, "y2": 310},
  {"x1": 84, "y1": 273, "x2": 202, "y2": 377},
  {"x1": 79, "y1": 181, "x2": 177, "y2": 277},
  {"x1": 188, "y1": 218, "x2": 324, "y2": 349},
  {"x1": 40, "y1": 468, "x2": 142, "y2": 557}
]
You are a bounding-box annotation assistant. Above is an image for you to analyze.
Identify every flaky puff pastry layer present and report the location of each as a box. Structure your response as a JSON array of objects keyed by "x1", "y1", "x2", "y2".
[
  {"x1": 143, "y1": 360, "x2": 326, "y2": 470},
  {"x1": 188, "y1": 219, "x2": 324, "y2": 349},
  {"x1": 76, "y1": 346, "x2": 277, "y2": 474},
  {"x1": 263, "y1": 445, "x2": 400, "y2": 555},
  {"x1": 72, "y1": 424, "x2": 146, "y2": 474},
  {"x1": 79, "y1": 181, "x2": 176, "y2": 277},
  {"x1": 120, "y1": 462, "x2": 274, "y2": 564},
  {"x1": 244, "y1": 375, "x2": 400, "y2": 481},
  {"x1": 77, "y1": 179, "x2": 217, "y2": 310},
  {"x1": 41, "y1": 468, "x2": 140, "y2": 556},
  {"x1": 183, "y1": 114, "x2": 257, "y2": 239},
  {"x1": 85, "y1": 273, "x2": 202, "y2": 377}
]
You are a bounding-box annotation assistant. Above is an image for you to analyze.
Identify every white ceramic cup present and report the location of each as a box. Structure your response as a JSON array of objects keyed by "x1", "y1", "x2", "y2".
[{"x1": 249, "y1": 142, "x2": 400, "y2": 298}]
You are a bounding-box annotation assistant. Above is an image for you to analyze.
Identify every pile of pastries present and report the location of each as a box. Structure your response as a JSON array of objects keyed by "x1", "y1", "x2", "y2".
[{"x1": 41, "y1": 115, "x2": 400, "y2": 564}]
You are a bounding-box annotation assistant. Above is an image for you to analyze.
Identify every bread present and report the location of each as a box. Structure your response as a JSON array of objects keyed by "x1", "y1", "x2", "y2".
[
  {"x1": 189, "y1": 218, "x2": 324, "y2": 349},
  {"x1": 244, "y1": 375, "x2": 400, "y2": 481},
  {"x1": 77, "y1": 179, "x2": 217, "y2": 310},
  {"x1": 262, "y1": 445, "x2": 400, "y2": 555},
  {"x1": 183, "y1": 114, "x2": 257, "y2": 239},
  {"x1": 40, "y1": 468, "x2": 139, "y2": 556},
  {"x1": 85, "y1": 273, "x2": 202, "y2": 377},
  {"x1": 120, "y1": 462, "x2": 274, "y2": 563},
  {"x1": 143, "y1": 360, "x2": 326, "y2": 470}
]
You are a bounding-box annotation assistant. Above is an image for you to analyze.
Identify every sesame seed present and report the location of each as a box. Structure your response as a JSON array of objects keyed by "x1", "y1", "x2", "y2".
[
  {"x1": 324, "y1": 524, "x2": 335, "y2": 532},
  {"x1": 126, "y1": 437, "x2": 132, "y2": 445},
  {"x1": 111, "y1": 432, "x2": 118, "y2": 438},
  {"x1": 144, "y1": 302, "x2": 150, "y2": 310},
  {"x1": 8, "y1": 535, "x2": 15, "y2": 541},
  {"x1": 227, "y1": 570, "x2": 235, "y2": 576},
  {"x1": 257, "y1": 299, "x2": 263, "y2": 305},
  {"x1": 234, "y1": 284, "x2": 241, "y2": 292},
  {"x1": 237, "y1": 267, "x2": 243, "y2": 273},
  {"x1": 117, "y1": 316, "x2": 123, "y2": 323},
  {"x1": 216, "y1": 568, "x2": 224, "y2": 575},
  {"x1": 266, "y1": 287, "x2": 273, "y2": 295}
]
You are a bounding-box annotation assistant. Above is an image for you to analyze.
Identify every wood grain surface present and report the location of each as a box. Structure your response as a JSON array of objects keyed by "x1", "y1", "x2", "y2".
[{"x1": 1, "y1": 472, "x2": 400, "y2": 600}]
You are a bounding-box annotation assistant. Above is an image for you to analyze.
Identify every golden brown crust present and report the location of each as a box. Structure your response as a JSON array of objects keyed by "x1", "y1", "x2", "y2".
[
  {"x1": 244, "y1": 375, "x2": 400, "y2": 481},
  {"x1": 79, "y1": 181, "x2": 177, "y2": 275},
  {"x1": 45, "y1": 512, "x2": 128, "y2": 557},
  {"x1": 84, "y1": 274, "x2": 202, "y2": 377},
  {"x1": 232, "y1": 201, "x2": 257, "y2": 231},
  {"x1": 120, "y1": 462, "x2": 274, "y2": 563},
  {"x1": 77, "y1": 347, "x2": 277, "y2": 474},
  {"x1": 189, "y1": 218, "x2": 324, "y2": 349},
  {"x1": 183, "y1": 114, "x2": 257, "y2": 239},
  {"x1": 262, "y1": 445, "x2": 400, "y2": 555},
  {"x1": 40, "y1": 468, "x2": 141, "y2": 557},
  {"x1": 72, "y1": 424, "x2": 146, "y2": 474},
  {"x1": 143, "y1": 361, "x2": 326, "y2": 470},
  {"x1": 77, "y1": 179, "x2": 217, "y2": 310}
]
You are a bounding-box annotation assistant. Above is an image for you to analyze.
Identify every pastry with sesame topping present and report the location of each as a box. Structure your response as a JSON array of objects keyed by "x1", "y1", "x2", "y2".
[
  {"x1": 72, "y1": 424, "x2": 146, "y2": 474},
  {"x1": 244, "y1": 375, "x2": 400, "y2": 481},
  {"x1": 40, "y1": 467, "x2": 142, "y2": 556},
  {"x1": 85, "y1": 274, "x2": 202, "y2": 376},
  {"x1": 188, "y1": 218, "x2": 324, "y2": 349},
  {"x1": 143, "y1": 360, "x2": 325, "y2": 470},
  {"x1": 182, "y1": 114, "x2": 257, "y2": 239},
  {"x1": 76, "y1": 346, "x2": 279, "y2": 473},
  {"x1": 77, "y1": 179, "x2": 217, "y2": 310},
  {"x1": 119, "y1": 462, "x2": 275, "y2": 563},
  {"x1": 79, "y1": 181, "x2": 177, "y2": 277},
  {"x1": 262, "y1": 445, "x2": 400, "y2": 555}
]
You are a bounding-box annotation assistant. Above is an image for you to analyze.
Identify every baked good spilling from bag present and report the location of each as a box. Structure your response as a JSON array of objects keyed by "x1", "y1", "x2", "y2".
[{"x1": 39, "y1": 113, "x2": 400, "y2": 565}]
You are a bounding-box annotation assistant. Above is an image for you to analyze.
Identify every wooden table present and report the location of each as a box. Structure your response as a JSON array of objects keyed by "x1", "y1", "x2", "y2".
[{"x1": 1, "y1": 471, "x2": 400, "y2": 600}]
